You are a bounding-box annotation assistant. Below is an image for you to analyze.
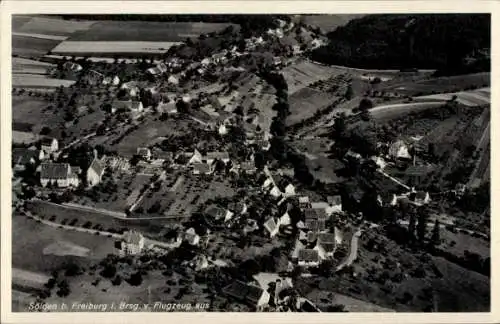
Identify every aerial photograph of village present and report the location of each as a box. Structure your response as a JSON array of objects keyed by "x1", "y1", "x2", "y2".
[{"x1": 10, "y1": 14, "x2": 490, "y2": 313}]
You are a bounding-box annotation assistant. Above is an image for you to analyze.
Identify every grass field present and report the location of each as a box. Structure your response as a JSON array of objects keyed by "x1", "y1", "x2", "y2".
[
  {"x1": 51, "y1": 41, "x2": 182, "y2": 55},
  {"x1": 12, "y1": 96, "x2": 64, "y2": 133},
  {"x1": 67, "y1": 21, "x2": 234, "y2": 42},
  {"x1": 287, "y1": 87, "x2": 338, "y2": 125},
  {"x1": 385, "y1": 72, "x2": 490, "y2": 97},
  {"x1": 439, "y1": 229, "x2": 490, "y2": 259},
  {"x1": 282, "y1": 60, "x2": 342, "y2": 95},
  {"x1": 12, "y1": 214, "x2": 116, "y2": 275},
  {"x1": 415, "y1": 87, "x2": 490, "y2": 107},
  {"x1": 12, "y1": 57, "x2": 54, "y2": 75},
  {"x1": 12, "y1": 74, "x2": 76, "y2": 88},
  {"x1": 12, "y1": 35, "x2": 61, "y2": 57},
  {"x1": 13, "y1": 16, "x2": 96, "y2": 37}
]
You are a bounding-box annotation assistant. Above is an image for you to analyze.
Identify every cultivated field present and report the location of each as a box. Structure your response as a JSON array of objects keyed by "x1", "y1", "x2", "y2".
[
  {"x1": 12, "y1": 96, "x2": 64, "y2": 133},
  {"x1": 385, "y1": 72, "x2": 490, "y2": 97},
  {"x1": 414, "y1": 87, "x2": 490, "y2": 107},
  {"x1": 12, "y1": 35, "x2": 61, "y2": 57},
  {"x1": 51, "y1": 41, "x2": 182, "y2": 55},
  {"x1": 282, "y1": 61, "x2": 343, "y2": 95},
  {"x1": 13, "y1": 16, "x2": 96, "y2": 37},
  {"x1": 12, "y1": 214, "x2": 116, "y2": 275},
  {"x1": 67, "y1": 21, "x2": 235, "y2": 42},
  {"x1": 12, "y1": 74, "x2": 76, "y2": 88},
  {"x1": 287, "y1": 87, "x2": 338, "y2": 126},
  {"x1": 12, "y1": 57, "x2": 54, "y2": 75}
]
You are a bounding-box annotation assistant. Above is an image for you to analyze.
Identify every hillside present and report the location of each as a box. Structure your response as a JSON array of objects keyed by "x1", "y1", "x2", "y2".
[{"x1": 311, "y1": 14, "x2": 490, "y2": 76}]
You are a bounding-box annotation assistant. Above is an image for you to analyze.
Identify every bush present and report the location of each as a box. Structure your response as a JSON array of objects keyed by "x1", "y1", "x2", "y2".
[
  {"x1": 111, "y1": 275, "x2": 122, "y2": 286},
  {"x1": 127, "y1": 272, "x2": 143, "y2": 286}
]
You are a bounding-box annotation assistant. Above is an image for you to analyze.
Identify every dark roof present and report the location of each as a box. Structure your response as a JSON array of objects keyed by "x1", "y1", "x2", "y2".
[
  {"x1": 298, "y1": 249, "x2": 319, "y2": 262},
  {"x1": 317, "y1": 233, "x2": 336, "y2": 243},
  {"x1": 193, "y1": 162, "x2": 210, "y2": 174},
  {"x1": 327, "y1": 195, "x2": 342, "y2": 206},
  {"x1": 40, "y1": 163, "x2": 70, "y2": 179},
  {"x1": 123, "y1": 231, "x2": 143, "y2": 245},
  {"x1": 41, "y1": 137, "x2": 56, "y2": 146},
  {"x1": 12, "y1": 148, "x2": 38, "y2": 165},
  {"x1": 206, "y1": 152, "x2": 230, "y2": 160},
  {"x1": 307, "y1": 231, "x2": 317, "y2": 243},
  {"x1": 228, "y1": 202, "x2": 245, "y2": 214},
  {"x1": 405, "y1": 165, "x2": 434, "y2": 176},
  {"x1": 305, "y1": 219, "x2": 326, "y2": 232},
  {"x1": 415, "y1": 191, "x2": 429, "y2": 200},
  {"x1": 304, "y1": 208, "x2": 319, "y2": 221},
  {"x1": 137, "y1": 147, "x2": 150, "y2": 156},
  {"x1": 300, "y1": 300, "x2": 321, "y2": 312},
  {"x1": 88, "y1": 158, "x2": 105, "y2": 176},
  {"x1": 222, "y1": 280, "x2": 264, "y2": 305}
]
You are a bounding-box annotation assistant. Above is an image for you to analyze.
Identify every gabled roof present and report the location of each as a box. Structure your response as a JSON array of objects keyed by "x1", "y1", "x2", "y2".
[
  {"x1": 193, "y1": 162, "x2": 211, "y2": 174},
  {"x1": 264, "y1": 217, "x2": 278, "y2": 233},
  {"x1": 123, "y1": 231, "x2": 143, "y2": 245},
  {"x1": 298, "y1": 249, "x2": 319, "y2": 262},
  {"x1": 228, "y1": 202, "x2": 246, "y2": 214},
  {"x1": 41, "y1": 137, "x2": 56, "y2": 146},
  {"x1": 222, "y1": 280, "x2": 264, "y2": 305},
  {"x1": 206, "y1": 152, "x2": 230, "y2": 161},
  {"x1": 137, "y1": 147, "x2": 151, "y2": 156},
  {"x1": 405, "y1": 165, "x2": 434, "y2": 176},
  {"x1": 298, "y1": 196, "x2": 310, "y2": 204},
  {"x1": 40, "y1": 163, "x2": 70, "y2": 179},
  {"x1": 317, "y1": 232, "x2": 337, "y2": 251},
  {"x1": 88, "y1": 158, "x2": 105, "y2": 176},
  {"x1": 327, "y1": 195, "x2": 342, "y2": 206},
  {"x1": 414, "y1": 191, "x2": 429, "y2": 200},
  {"x1": 305, "y1": 219, "x2": 326, "y2": 232}
]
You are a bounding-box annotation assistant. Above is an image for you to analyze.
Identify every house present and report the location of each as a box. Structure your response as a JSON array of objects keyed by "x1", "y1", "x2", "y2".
[
  {"x1": 114, "y1": 100, "x2": 144, "y2": 113},
  {"x1": 117, "y1": 230, "x2": 145, "y2": 256},
  {"x1": 192, "y1": 162, "x2": 212, "y2": 175},
  {"x1": 136, "y1": 147, "x2": 152, "y2": 161},
  {"x1": 316, "y1": 232, "x2": 337, "y2": 259},
  {"x1": 184, "y1": 228, "x2": 200, "y2": 246},
  {"x1": 371, "y1": 156, "x2": 387, "y2": 170},
  {"x1": 86, "y1": 151, "x2": 105, "y2": 187},
  {"x1": 239, "y1": 162, "x2": 257, "y2": 175},
  {"x1": 188, "y1": 149, "x2": 203, "y2": 164},
  {"x1": 120, "y1": 82, "x2": 140, "y2": 97},
  {"x1": 102, "y1": 75, "x2": 120, "y2": 86},
  {"x1": 86, "y1": 69, "x2": 105, "y2": 85},
  {"x1": 310, "y1": 202, "x2": 329, "y2": 219},
  {"x1": 327, "y1": 195, "x2": 343, "y2": 213},
  {"x1": 298, "y1": 196, "x2": 311, "y2": 209},
  {"x1": 12, "y1": 148, "x2": 44, "y2": 171},
  {"x1": 204, "y1": 205, "x2": 232, "y2": 221},
  {"x1": 269, "y1": 185, "x2": 282, "y2": 198},
  {"x1": 222, "y1": 280, "x2": 270, "y2": 310},
  {"x1": 40, "y1": 163, "x2": 79, "y2": 188},
  {"x1": 298, "y1": 249, "x2": 320, "y2": 267},
  {"x1": 201, "y1": 58, "x2": 211, "y2": 66},
  {"x1": 147, "y1": 67, "x2": 162, "y2": 75},
  {"x1": 243, "y1": 219, "x2": 259, "y2": 235},
  {"x1": 264, "y1": 217, "x2": 279, "y2": 238},
  {"x1": 389, "y1": 140, "x2": 411, "y2": 160},
  {"x1": 377, "y1": 193, "x2": 398, "y2": 207},
  {"x1": 344, "y1": 150, "x2": 362, "y2": 163},
  {"x1": 410, "y1": 190, "x2": 431, "y2": 205},
  {"x1": 41, "y1": 137, "x2": 59, "y2": 154},
  {"x1": 279, "y1": 211, "x2": 292, "y2": 227},
  {"x1": 305, "y1": 219, "x2": 326, "y2": 232},
  {"x1": 405, "y1": 164, "x2": 434, "y2": 187},
  {"x1": 167, "y1": 75, "x2": 179, "y2": 85},
  {"x1": 63, "y1": 61, "x2": 82, "y2": 72},
  {"x1": 157, "y1": 101, "x2": 178, "y2": 115},
  {"x1": 205, "y1": 152, "x2": 230, "y2": 165}
]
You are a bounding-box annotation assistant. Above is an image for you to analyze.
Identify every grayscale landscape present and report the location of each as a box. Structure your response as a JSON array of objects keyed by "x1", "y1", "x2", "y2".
[{"x1": 11, "y1": 14, "x2": 490, "y2": 312}]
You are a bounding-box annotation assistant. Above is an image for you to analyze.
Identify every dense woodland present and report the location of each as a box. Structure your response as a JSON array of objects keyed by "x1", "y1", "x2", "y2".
[{"x1": 311, "y1": 14, "x2": 490, "y2": 76}]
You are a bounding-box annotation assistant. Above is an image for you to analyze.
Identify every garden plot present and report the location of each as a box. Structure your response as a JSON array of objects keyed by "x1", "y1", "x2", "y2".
[
  {"x1": 282, "y1": 61, "x2": 342, "y2": 95},
  {"x1": 12, "y1": 35, "x2": 61, "y2": 57},
  {"x1": 13, "y1": 16, "x2": 96, "y2": 36},
  {"x1": 51, "y1": 41, "x2": 182, "y2": 55},
  {"x1": 287, "y1": 87, "x2": 339, "y2": 126},
  {"x1": 13, "y1": 74, "x2": 76, "y2": 88}
]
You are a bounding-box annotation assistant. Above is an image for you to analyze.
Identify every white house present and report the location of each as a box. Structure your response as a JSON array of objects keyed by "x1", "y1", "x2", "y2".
[
  {"x1": 114, "y1": 100, "x2": 144, "y2": 113},
  {"x1": 184, "y1": 227, "x2": 200, "y2": 246},
  {"x1": 264, "y1": 217, "x2": 280, "y2": 238},
  {"x1": 118, "y1": 231, "x2": 145, "y2": 256},
  {"x1": 41, "y1": 137, "x2": 59, "y2": 154},
  {"x1": 279, "y1": 211, "x2": 292, "y2": 227},
  {"x1": 315, "y1": 232, "x2": 337, "y2": 259},
  {"x1": 389, "y1": 140, "x2": 411, "y2": 160},
  {"x1": 218, "y1": 124, "x2": 229, "y2": 135},
  {"x1": 167, "y1": 75, "x2": 179, "y2": 85},
  {"x1": 86, "y1": 151, "x2": 105, "y2": 187},
  {"x1": 222, "y1": 281, "x2": 270, "y2": 310},
  {"x1": 40, "y1": 163, "x2": 79, "y2": 188},
  {"x1": 188, "y1": 149, "x2": 203, "y2": 164},
  {"x1": 327, "y1": 195, "x2": 343, "y2": 214},
  {"x1": 412, "y1": 191, "x2": 431, "y2": 205}
]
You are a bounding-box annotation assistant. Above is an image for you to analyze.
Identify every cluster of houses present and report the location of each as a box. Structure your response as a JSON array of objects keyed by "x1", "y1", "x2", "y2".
[{"x1": 13, "y1": 136, "x2": 108, "y2": 190}]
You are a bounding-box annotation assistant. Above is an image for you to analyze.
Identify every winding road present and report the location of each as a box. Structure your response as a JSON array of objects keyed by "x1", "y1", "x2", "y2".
[{"x1": 336, "y1": 228, "x2": 363, "y2": 272}]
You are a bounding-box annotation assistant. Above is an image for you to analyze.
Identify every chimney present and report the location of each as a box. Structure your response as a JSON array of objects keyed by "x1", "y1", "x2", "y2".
[{"x1": 93, "y1": 149, "x2": 98, "y2": 161}]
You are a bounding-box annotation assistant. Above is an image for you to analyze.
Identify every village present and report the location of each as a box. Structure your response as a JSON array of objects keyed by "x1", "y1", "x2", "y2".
[{"x1": 11, "y1": 14, "x2": 490, "y2": 313}]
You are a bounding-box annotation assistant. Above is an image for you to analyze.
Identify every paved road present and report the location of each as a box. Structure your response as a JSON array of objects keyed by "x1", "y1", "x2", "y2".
[{"x1": 336, "y1": 228, "x2": 363, "y2": 272}]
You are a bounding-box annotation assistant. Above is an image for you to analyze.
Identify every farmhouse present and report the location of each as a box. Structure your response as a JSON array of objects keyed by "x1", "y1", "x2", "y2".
[
  {"x1": 63, "y1": 61, "x2": 82, "y2": 73},
  {"x1": 117, "y1": 231, "x2": 145, "y2": 256},
  {"x1": 410, "y1": 191, "x2": 431, "y2": 205},
  {"x1": 13, "y1": 147, "x2": 44, "y2": 171},
  {"x1": 40, "y1": 163, "x2": 79, "y2": 188},
  {"x1": 114, "y1": 100, "x2": 144, "y2": 113},
  {"x1": 86, "y1": 153, "x2": 105, "y2": 187},
  {"x1": 222, "y1": 280, "x2": 270, "y2": 310},
  {"x1": 264, "y1": 217, "x2": 280, "y2": 238},
  {"x1": 377, "y1": 193, "x2": 398, "y2": 207},
  {"x1": 167, "y1": 75, "x2": 179, "y2": 85},
  {"x1": 136, "y1": 147, "x2": 152, "y2": 161},
  {"x1": 389, "y1": 140, "x2": 411, "y2": 160},
  {"x1": 298, "y1": 196, "x2": 311, "y2": 209},
  {"x1": 157, "y1": 101, "x2": 178, "y2": 115},
  {"x1": 102, "y1": 75, "x2": 120, "y2": 86},
  {"x1": 316, "y1": 232, "x2": 337, "y2": 259},
  {"x1": 41, "y1": 137, "x2": 59, "y2": 154},
  {"x1": 405, "y1": 164, "x2": 434, "y2": 187},
  {"x1": 298, "y1": 249, "x2": 320, "y2": 267},
  {"x1": 184, "y1": 228, "x2": 200, "y2": 246}
]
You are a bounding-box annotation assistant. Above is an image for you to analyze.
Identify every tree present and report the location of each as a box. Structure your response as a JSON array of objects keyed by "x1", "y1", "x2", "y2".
[
  {"x1": 56, "y1": 279, "x2": 70, "y2": 297},
  {"x1": 408, "y1": 212, "x2": 417, "y2": 241},
  {"x1": 430, "y1": 220, "x2": 441, "y2": 247},
  {"x1": 344, "y1": 85, "x2": 353, "y2": 100},
  {"x1": 359, "y1": 98, "x2": 373, "y2": 111},
  {"x1": 111, "y1": 275, "x2": 122, "y2": 286},
  {"x1": 100, "y1": 263, "x2": 117, "y2": 278},
  {"x1": 416, "y1": 208, "x2": 429, "y2": 244},
  {"x1": 127, "y1": 271, "x2": 143, "y2": 286},
  {"x1": 333, "y1": 113, "x2": 347, "y2": 139},
  {"x1": 40, "y1": 126, "x2": 52, "y2": 135}
]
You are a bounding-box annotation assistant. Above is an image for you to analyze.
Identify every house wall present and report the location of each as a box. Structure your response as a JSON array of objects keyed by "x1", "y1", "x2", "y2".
[{"x1": 87, "y1": 168, "x2": 101, "y2": 187}]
